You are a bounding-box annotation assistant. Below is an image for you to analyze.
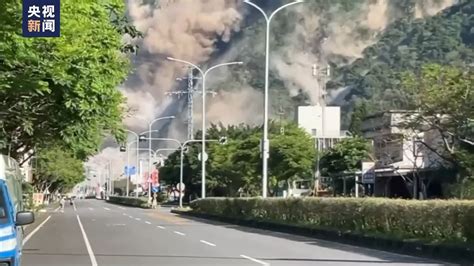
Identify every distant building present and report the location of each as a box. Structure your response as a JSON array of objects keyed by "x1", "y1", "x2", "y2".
[
  {"x1": 361, "y1": 110, "x2": 450, "y2": 198},
  {"x1": 296, "y1": 105, "x2": 341, "y2": 138}
]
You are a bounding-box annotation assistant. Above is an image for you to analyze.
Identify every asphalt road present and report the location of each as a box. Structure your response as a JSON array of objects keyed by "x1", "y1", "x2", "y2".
[{"x1": 21, "y1": 200, "x2": 448, "y2": 266}]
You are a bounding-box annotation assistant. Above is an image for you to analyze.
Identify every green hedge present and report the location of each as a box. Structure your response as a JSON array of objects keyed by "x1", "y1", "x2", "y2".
[
  {"x1": 190, "y1": 197, "x2": 474, "y2": 245},
  {"x1": 107, "y1": 196, "x2": 150, "y2": 208}
]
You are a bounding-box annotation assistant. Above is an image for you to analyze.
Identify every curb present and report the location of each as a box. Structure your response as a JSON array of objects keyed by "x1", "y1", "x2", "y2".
[{"x1": 171, "y1": 210, "x2": 474, "y2": 264}]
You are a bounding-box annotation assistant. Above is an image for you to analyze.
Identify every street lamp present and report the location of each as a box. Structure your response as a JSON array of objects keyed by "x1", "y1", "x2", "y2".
[
  {"x1": 244, "y1": 0, "x2": 304, "y2": 198},
  {"x1": 124, "y1": 130, "x2": 139, "y2": 197},
  {"x1": 178, "y1": 138, "x2": 226, "y2": 208},
  {"x1": 167, "y1": 57, "x2": 242, "y2": 199},
  {"x1": 147, "y1": 116, "x2": 175, "y2": 197}
]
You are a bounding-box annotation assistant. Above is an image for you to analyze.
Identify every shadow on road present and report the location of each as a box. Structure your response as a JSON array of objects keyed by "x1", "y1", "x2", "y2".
[
  {"x1": 21, "y1": 252, "x2": 433, "y2": 264},
  {"x1": 170, "y1": 214, "x2": 446, "y2": 265}
]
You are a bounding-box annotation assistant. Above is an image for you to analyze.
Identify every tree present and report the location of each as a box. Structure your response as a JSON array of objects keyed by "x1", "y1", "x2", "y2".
[
  {"x1": 349, "y1": 100, "x2": 372, "y2": 136},
  {"x1": 0, "y1": 0, "x2": 140, "y2": 162},
  {"x1": 319, "y1": 137, "x2": 372, "y2": 176},
  {"x1": 34, "y1": 146, "x2": 85, "y2": 193},
  {"x1": 401, "y1": 64, "x2": 474, "y2": 180},
  {"x1": 268, "y1": 123, "x2": 316, "y2": 195},
  {"x1": 160, "y1": 122, "x2": 317, "y2": 198}
]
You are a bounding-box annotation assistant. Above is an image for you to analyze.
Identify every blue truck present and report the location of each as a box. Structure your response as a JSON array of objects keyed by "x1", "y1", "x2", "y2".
[{"x1": 0, "y1": 155, "x2": 35, "y2": 266}]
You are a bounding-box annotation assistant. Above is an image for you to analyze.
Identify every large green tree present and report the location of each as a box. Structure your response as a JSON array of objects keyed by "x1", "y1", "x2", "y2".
[
  {"x1": 401, "y1": 64, "x2": 474, "y2": 179},
  {"x1": 319, "y1": 137, "x2": 373, "y2": 176},
  {"x1": 160, "y1": 122, "x2": 316, "y2": 198},
  {"x1": 0, "y1": 0, "x2": 139, "y2": 162},
  {"x1": 33, "y1": 145, "x2": 85, "y2": 193}
]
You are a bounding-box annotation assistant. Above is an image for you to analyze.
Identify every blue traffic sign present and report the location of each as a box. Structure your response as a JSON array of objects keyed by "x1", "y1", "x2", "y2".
[{"x1": 124, "y1": 166, "x2": 136, "y2": 176}]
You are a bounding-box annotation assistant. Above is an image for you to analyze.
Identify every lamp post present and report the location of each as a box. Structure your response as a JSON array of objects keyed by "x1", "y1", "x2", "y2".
[
  {"x1": 167, "y1": 57, "x2": 242, "y2": 199},
  {"x1": 147, "y1": 116, "x2": 175, "y2": 197},
  {"x1": 124, "y1": 130, "x2": 139, "y2": 197},
  {"x1": 135, "y1": 146, "x2": 180, "y2": 203},
  {"x1": 244, "y1": 0, "x2": 303, "y2": 198},
  {"x1": 178, "y1": 137, "x2": 226, "y2": 208}
]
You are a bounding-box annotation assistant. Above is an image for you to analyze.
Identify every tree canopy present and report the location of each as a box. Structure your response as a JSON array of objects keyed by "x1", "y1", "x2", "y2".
[
  {"x1": 401, "y1": 64, "x2": 474, "y2": 179},
  {"x1": 33, "y1": 145, "x2": 85, "y2": 193},
  {"x1": 0, "y1": 0, "x2": 139, "y2": 162},
  {"x1": 319, "y1": 137, "x2": 373, "y2": 177},
  {"x1": 160, "y1": 122, "x2": 316, "y2": 198}
]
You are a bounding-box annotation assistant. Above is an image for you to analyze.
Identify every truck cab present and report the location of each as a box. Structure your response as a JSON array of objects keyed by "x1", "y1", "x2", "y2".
[{"x1": 0, "y1": 155, "x2": 35, "y2": 266}]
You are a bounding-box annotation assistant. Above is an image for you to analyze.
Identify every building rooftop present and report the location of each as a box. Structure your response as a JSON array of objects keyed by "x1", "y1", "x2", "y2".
[{"x1": 363, "y1": 109, "x2": 418, "y2": 120}]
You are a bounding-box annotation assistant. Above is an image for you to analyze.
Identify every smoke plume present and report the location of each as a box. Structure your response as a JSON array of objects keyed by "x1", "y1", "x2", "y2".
[{"x1": 122, "y1": 0, "x2": 243, "y2": 132}]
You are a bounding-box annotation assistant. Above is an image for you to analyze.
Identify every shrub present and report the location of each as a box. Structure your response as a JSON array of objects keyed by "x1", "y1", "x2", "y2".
[
  {"x1": 107, "y1": 196, "x2": 150, "y2": 208},
  {"x1": 190, "y1": 197, "x2": 474, "y2": 244}
]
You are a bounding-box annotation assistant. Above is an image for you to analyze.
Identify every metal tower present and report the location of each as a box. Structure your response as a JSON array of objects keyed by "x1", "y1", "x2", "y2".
[{"x1": 166, "y1": 68, "x2": 216, "y2": 140}]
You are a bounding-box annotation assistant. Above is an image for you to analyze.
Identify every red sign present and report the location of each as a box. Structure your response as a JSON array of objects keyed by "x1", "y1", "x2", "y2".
[{"x1": 151, "y1": 169, "x2": 159, "y2": 185}]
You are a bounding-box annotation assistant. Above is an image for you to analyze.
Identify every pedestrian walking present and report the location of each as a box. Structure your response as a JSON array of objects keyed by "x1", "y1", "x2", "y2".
[
  {"x1": 152, "y1": 192, "x2": 157, "y2": 209},
  {"x1": 59, "y1": 197, "x2": 65, "y2": 212}
]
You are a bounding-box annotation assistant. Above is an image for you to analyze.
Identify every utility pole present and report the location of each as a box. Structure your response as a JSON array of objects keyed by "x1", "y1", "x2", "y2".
[
  {"x1": 277, "y1": 96, "x2": 285, "y2": 135},
  {"x1": 312, "y1": 63, "x2": 331, "y2": 195},
  {"x1": 166, "y1": 68, "x2": 216, "y2": 140}
]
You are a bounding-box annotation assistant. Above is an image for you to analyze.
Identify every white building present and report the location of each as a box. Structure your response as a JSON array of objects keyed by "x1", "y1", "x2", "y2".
[
  {"x1": 362, "y1": 110, "x2": 446, "y2": 171},
  {"x1": 361, "y1": 110, "x2": 448, "y2": 198},
  {"x1": 296, "y1": 105, "x2": 341, "y2": 138}
]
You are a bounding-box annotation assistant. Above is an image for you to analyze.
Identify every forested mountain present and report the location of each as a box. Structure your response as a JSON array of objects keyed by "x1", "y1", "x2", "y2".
[{"x1": 328, "y1": 0, "x2": 473, "y2": 125}]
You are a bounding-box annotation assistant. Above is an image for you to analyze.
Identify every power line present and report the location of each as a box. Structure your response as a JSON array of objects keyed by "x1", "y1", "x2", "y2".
[{"x1": 165, "y1": 68, "x2": 216, "y2": 140}]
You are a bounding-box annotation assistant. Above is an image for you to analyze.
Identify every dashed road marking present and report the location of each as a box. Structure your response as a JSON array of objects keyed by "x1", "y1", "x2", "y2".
[
  {"x1": 173, "y1": 231, "x2": 185, "y2": 236},
  {"x1": 200, "y1": 240, "x2": 216, "y2": 247},
  {"x1": 88, "y1": 207, "x2": 94, "y2": 211},
  {"x1": 145, "y1": 221, "x2": 151, "y2": 225},
  {"x1": 104, "y1": 207, "x2": 111, "y2": 211},
  {"x1": 240, "y1": 255, "x2": 269, "y2": 266},
  {"x1": 135, "y1": 218, "x2": 141, "y2": 221},
  {"x1": 157, "y1": 226, "x2": 166, "y2": 229}
]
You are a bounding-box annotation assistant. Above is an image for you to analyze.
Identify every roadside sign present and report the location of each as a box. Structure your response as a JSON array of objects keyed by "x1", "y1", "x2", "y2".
[
  {"x1": 198, "y1": 152, "x2": 208, "y2": 162},
  {"x1": 362, "y1": 162, "x2": 376, "y2": 184},
  {"x1": 152, "y1": 186, "x2": 159, "y2": 193},
  {"x1": 124, "y1": 166, "x2": 136, "y2": 176}
]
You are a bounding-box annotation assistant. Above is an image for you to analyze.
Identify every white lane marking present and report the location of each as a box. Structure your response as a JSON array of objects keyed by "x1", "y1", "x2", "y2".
[
  {"x1": 173, "y1": 231, "x2": 185, "y2": 236},
  {"x1": 104, "y1": 207, "x2": 111, "y2": 211},
  {"x1": 157, "y1": 226, "x2": 166, "y2": 229},
  {"x1": 77, "y1": 215, "x2": 98, "y2": 266},
  {"x1": 88, "y1": 207, "x2": 94, "y2": 211},
  {"x1": 200, "y1": 240, "x2": 216, "y2": 247},
  {"x1": 118, "y1": 206, "x2": 126, "y2": 210},
  {"x1": 73, "y1": 203, "x2": 77, "y2": 212},
  {"x1": 122, "y1": 213, "x2": 127, "y2": 216},
  {"x1": 135, "y1": 218, "x2": 141, "y2": 221},
  {"x1": 240, "y1": 255, "x2": 269, "y2": 266},
  {"x1": 53, "y1": 206, "x2": 60, "y2": 212},
  {"x1": 145, "y1": 221, "x2": 151, "y2": 225},
  {"x1": 23, "y1": 215, "x2": 51, "y2": 245},
  {"x1": 128, "y1": 216, "x2": 133, "y2": 219}
]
